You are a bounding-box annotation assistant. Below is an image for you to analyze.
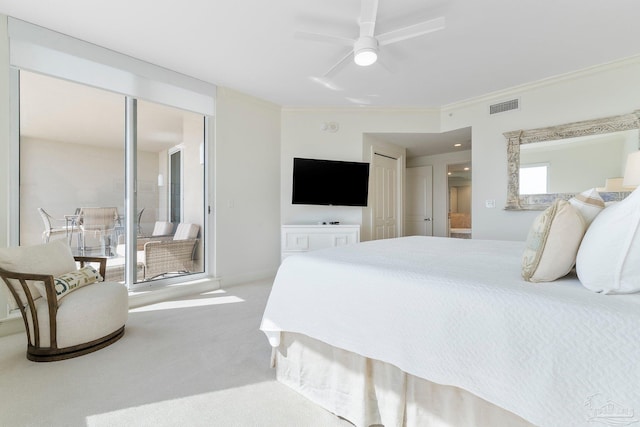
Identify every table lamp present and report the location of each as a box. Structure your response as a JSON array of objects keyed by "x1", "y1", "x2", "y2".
[{"x1": 623, "y1": 151, "x2": 640, "y2": 188}]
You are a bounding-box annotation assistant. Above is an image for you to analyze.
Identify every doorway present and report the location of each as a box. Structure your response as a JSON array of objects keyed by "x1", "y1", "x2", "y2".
[{"x1": 447, "y1": 162, "x2": 472, "y2": 238}]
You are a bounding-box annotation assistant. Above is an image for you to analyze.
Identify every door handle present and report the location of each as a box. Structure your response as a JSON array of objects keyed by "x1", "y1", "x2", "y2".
[{"x1": 424, "y1": 218, "x2": 431, "y2": 221}]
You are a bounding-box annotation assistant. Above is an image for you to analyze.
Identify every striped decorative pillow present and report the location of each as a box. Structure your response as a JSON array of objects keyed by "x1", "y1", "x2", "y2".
[{"x1": 34, "y1": 265, "x2": 103, "y2": 301}]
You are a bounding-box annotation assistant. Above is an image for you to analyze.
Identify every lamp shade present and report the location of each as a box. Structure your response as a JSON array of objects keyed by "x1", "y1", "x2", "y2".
[{"x1": 623, "y1": 151, "x2": 640, "y2": 187}]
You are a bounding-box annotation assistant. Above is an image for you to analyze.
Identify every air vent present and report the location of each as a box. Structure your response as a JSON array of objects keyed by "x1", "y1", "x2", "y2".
[{"x1": 489, "y1": 98, "x2": 520, "y2": 115}]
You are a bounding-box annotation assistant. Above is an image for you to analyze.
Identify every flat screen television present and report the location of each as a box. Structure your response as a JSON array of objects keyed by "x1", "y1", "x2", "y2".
[{"x1": 292, "y1": 157, "x2": 370, "y2": 207}]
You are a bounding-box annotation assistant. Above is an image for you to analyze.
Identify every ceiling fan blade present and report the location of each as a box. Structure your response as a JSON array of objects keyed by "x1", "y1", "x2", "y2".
[
  {"x1": 309, "y1": 76, "x2": 343, "y2": 91},
  {"x1": 377, "y1": 16, "x2": 445, "y2": 46},
  {"x1": 376, "y1": 56, "x2": 395, "y2": 74},
  {"x1": 324, "y1": 50, "x2": 354, "y2": 79},
  {"x1": 359, "y1": 0, "x2": 379, "y2": 37},
  {"x1": 294, "y1": 31, "x2": 354, "y2": 47}
]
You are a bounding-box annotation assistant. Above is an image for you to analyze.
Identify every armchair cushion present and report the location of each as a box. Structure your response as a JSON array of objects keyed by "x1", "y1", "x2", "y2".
[
  {"x1": 152, "y1": 221, "x2": 174, "y2": 236},
  {"x1": 26, "y1": 281, "x2": 128, "y2": 348},
  {"x1": 0, "y1": 240, "x2": 77, "y2": 309},
  {"x1": 34, "y1": 265, "x2": 102, "y2": 301},
  {"x1": 173, "y1": 223, "x2": 199, "y2": 240}
]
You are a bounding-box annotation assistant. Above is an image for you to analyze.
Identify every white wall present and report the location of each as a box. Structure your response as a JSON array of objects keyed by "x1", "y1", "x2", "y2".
[
  {"x1": 281, "y1": 108, "x2": 441, "y2": 237},
  {"x1": 214, "y1": 87, "x2": 281, "y2": 285},
  {"x1": 441, "y1": 57, "x2": 640, "y2": 240},
  {"x1": 456, "y1": 186, "x2": 472, "y2": 214}
]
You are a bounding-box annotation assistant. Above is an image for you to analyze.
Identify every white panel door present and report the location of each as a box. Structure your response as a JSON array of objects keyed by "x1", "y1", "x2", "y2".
[
  {"x1": 405, "y1": 166, "x2": 433, "y2": 236},
  {"x1": 372, "y1": 154, "x2": 398, "y2": 240}
]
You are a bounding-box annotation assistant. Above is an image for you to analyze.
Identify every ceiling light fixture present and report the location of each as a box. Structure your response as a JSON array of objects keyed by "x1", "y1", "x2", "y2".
[
  {"x1": 353, "y1": 37, "x2": 378, "y2": 66},
  {"x1": 454, "y1": 143, "x2": 462, "y2": 147}
]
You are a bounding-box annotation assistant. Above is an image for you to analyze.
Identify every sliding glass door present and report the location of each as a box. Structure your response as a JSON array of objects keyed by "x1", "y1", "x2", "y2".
[
  {"x1": 18, "y1": 70, "x2": 207, "y2": 287},
  {"x1": 135, "y1": 100, "x2": 205, "y2": 283}
]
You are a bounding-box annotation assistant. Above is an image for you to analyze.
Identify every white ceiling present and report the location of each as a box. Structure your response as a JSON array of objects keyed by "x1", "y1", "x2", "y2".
[
  {"x1": 371, "y1": 127, "x2": 471, "y2": 157},
  {"x1": 1, "y1": 0, "x2": 639, "y2": 109},
  {"x1": 4, "y1": 1, "x2": 640, "y2": 158}
]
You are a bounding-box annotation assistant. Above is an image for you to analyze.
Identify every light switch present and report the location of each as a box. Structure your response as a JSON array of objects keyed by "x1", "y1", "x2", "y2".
[{"x1": 485, "y1": 199, "x2": 496, "y2": 208}]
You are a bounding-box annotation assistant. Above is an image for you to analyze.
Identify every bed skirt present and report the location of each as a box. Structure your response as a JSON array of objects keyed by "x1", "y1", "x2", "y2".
[{"x1": 275, "y1": 332, "x2": 535, "y2": 427}]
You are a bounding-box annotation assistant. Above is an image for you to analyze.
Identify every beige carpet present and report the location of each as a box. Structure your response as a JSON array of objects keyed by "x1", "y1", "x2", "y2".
[{"x1": 0, "y1": 279, "x2": 352, "y2": 427}]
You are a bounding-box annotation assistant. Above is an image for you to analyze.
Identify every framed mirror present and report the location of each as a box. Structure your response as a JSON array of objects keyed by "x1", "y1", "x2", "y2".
[{"x1": 504, "y1": 111, "x2": 640, "y2": 210}]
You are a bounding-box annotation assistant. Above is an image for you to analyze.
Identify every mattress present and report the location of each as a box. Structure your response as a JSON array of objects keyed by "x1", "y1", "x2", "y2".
[{"x1": 260, "y1": 236, "x2": 640, "y2": 427}]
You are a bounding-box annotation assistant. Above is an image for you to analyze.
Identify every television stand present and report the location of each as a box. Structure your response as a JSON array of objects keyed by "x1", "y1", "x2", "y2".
[{"x1": 281, "y1": 224, "x2": 360, "y2": 262}]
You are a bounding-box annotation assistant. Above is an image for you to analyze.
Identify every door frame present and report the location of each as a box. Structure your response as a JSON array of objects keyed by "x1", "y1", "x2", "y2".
[{"x1": 362, "y1": 137, "x2": 406, "y2": 242}]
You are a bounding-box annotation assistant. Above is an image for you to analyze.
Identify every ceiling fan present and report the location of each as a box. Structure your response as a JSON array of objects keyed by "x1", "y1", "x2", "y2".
[{"x1": 296, "y1": 0, "x2": 445, "y2": 80}]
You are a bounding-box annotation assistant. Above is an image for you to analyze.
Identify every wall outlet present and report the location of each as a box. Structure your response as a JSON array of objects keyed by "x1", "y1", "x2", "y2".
[{"x1": 485, "y1": 199, "x2": 496, "y2": 208}]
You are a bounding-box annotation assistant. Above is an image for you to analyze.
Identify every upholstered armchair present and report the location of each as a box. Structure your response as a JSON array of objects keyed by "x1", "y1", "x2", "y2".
[{"x1": 0, "y1": 240, "x2": 128, "y2": 362}]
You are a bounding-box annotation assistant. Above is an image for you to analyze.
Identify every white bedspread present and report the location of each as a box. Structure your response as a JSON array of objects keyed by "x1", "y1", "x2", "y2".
[{"x1": 260, "y1": 236, "x2": 640, "y2": 427}]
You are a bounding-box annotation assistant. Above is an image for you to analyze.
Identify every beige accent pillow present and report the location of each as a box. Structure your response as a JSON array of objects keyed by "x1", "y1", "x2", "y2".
[
  {"x1": 576, "y1": 187, "x2": 640, "y2": 293},
  {"x1": 0, "y1": 240, "x2": 77, "y2": 309},
  {"x1": 34, "y1": 265, "x2": 102, "y2": 301},
  {"x1": 568, "y1": 188, "x2": 605, "y2": 226},
  {"x1": 522, "y1": 199, "x2": 586, "y2": 282}
]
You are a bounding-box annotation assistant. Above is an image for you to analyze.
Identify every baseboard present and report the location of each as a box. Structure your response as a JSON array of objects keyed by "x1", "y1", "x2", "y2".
[{"x1": 220, "y1": 269, "x2": 277, "y2": 288}]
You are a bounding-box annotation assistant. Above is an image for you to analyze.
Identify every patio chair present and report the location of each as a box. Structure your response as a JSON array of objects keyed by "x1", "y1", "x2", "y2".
[
  {"x1": 78, "y1": 207, "x2": 119, "y2": 256},
  {"x1": 37, "y1": 208, "x2": 71, "y2": 243},
  {"x1": 0, "y1": 240, "x2": 128, "y2": 361}
]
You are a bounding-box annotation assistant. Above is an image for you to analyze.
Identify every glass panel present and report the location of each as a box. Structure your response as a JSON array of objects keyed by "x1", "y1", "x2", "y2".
[
  {"x1": 135, "y1": 100, "x2": 205, "y2": 282},
  {"x1": 19, "y1": 71, "x2": 125, "y2": 267}
]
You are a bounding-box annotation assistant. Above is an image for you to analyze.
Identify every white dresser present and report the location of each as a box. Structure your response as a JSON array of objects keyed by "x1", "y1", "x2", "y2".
[{"x1": 281, "y1": 224, "x2": 360, "y2": 261}]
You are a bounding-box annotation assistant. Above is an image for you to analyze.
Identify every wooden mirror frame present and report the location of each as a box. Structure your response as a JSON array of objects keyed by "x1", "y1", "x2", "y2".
[{"x1": 504, "y1": 110, "x2": 640, "y2": 210}]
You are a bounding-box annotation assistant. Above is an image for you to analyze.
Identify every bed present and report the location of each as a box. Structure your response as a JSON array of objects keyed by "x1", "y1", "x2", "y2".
[{"x1": 260, "y1": 235, "x2": 640, "y2": 427}]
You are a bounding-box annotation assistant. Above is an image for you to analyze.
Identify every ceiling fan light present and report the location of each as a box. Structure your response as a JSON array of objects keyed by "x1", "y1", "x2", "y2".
[{"x1": 354, "y1": 49, "x2": 377, "y2": 66}]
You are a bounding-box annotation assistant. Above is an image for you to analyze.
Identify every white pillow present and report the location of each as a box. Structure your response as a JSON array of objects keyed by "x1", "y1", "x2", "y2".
[
  {"x1": 576, "y1": 187, "x2": 640, "y2": 293},
  {"x1": 0, "y1": 240, "x2": 77, "y2": 308},
  {"x1": 569, "y1": 188, "x2": 605, "y2": 226},
  {"x1": 522, "y1": 199, "x2": 586, "y2": 282}
]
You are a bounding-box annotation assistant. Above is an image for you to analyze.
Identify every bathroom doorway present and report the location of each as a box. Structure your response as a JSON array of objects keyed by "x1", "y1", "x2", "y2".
[{"x1": 447, "y1": 162, "x2": 472, "y2": 238}]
